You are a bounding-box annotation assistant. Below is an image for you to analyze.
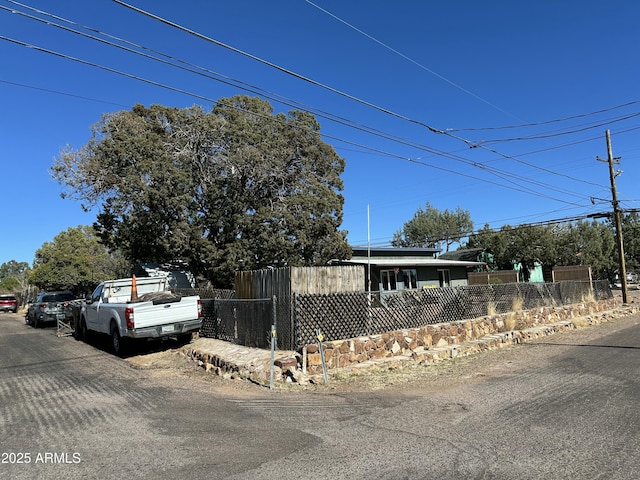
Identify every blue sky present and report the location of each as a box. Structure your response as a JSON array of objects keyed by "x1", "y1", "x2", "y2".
[{"x1": 2, "y1": 0, "x2": 640, "y2": 267}]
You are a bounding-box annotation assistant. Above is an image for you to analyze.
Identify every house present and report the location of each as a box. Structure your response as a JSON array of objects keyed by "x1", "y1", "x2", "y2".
[{"x1": 330, "y1": 247, "x2": 485, "y2": 292}]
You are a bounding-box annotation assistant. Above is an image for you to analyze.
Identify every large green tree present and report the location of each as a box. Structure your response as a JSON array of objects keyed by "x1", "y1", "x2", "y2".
[
  {"x1": 621, "y1": 212, "x2": 640, "y2": 274},
  {"x1": 467, "y1": 220, "x2": 616, "y2": 280},
  {"x1": 51, "y1": 96, "x2": 350, "y2": 287},
  {"x1": 0, "y1": 260, "x2": 30, "y2": 303},
  {"x1": 29, "y1": 226, "x2": 131, "y2": 294},
  {"x1": 392, "y1": 202, "x2": 473, "y2": 251},
  {"x1": 556, "y1": 220, "x2": 616, "y2": 279}
]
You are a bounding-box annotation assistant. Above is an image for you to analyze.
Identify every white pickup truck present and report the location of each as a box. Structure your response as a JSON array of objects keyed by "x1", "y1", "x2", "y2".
[{"x1": 77, "y1": 276, "x2": 202, "y2": 355}]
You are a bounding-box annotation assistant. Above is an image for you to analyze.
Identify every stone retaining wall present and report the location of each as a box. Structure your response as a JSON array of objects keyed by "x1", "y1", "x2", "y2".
[
  {"x1": 300, "y1": 298, "x2": 625, "y2": 375},
  {"x1": 185, "y1": 297, "x2": 640, "y2": 385}
]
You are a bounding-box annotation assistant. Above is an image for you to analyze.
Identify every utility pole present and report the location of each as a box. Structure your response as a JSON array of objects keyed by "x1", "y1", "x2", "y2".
[{"x1": 597, "y1": 129, "x2": 628, "y2": 304}]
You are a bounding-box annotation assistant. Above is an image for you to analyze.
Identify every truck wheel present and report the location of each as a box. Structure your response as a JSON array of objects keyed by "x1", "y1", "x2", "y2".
[
  {"x1": 111, "y1": 324, "x2": 127, "y2": 357},
  {"x1": 74, "y1": 317, "x2": 84, "y2": 341},
  {"x1": 81, "y1": 318, "x2": 91, "y2": 343}
]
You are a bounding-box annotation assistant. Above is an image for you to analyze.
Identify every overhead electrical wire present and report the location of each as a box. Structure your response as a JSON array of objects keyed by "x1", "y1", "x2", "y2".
[
  {"x1": 485, "y1": 124, "x2": 640, "y2": 161},
  {"x1": 0, "y1": 34, "x2": 590, "y2": 207},
  {"x1": 109, "y1": 0, "x2": 615, "y2": 194},
  {"x1": 446, "y1": 99, "x2": 640, "y2": 132},
  {"x1": 3, "y1": 0, "x2": 407, "y2": 149},
  {"x1": 0, "y1": 79, "x2": 129, "y2": 107},
  {"x1": 468, "y1": 111, "x2": 640, "y2": 145},
  {"x1": 108, "y1": 0, "x2": 442, "y2": 136},
  {"x1": 303, "y1": 0, "x2": 524, "y2": 122},
  {"x1": 352, "y1": 211, "x2": 614, "y2": 249},
  {"x1": 3, "y1": 2, "x2": 620, "y2": 209},
  {"x1": 6, "y1": 0, "x2": 611, "y2": 199},
  {"x1": 5, "y1": 2, "x2": 561, "y2": 196},
  {"x1": 2, "y1": 5, "x2": 607, "y2": 204}
]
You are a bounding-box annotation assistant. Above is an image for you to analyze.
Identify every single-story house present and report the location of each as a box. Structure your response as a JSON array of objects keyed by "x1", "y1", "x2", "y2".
[{"x1": 330, "y1": 247, "x2": 485, "y2": 292}]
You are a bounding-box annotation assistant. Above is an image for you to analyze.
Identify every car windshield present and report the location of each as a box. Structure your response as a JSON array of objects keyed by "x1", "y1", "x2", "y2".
[
  {"x1": 0, "y1": 296, "x2": 16, "y2": 301},
  {"x1": 42, "y1": 293, "x2": 75, "y2": 302}
]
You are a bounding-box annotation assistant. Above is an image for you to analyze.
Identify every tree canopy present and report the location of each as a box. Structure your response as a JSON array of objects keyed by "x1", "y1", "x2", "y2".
[
  {"x1": 29, "y1": 226, "x2": 131, "y2": 294},
  {"x1": 0, "y1": 260, "x2": 29, "y2": 295},
  {"x1": 392, "y1": 202, "x2": 473, "y2": 251},
  {"x1": 51, "y1": 96, "x2": 350, "y2": 287},
  {"x1": 466, "y1": 219, "x2": 617, "y2": 280},
  {"x1": 621, "y1": 212, "x2": 640, "y2": 274}
]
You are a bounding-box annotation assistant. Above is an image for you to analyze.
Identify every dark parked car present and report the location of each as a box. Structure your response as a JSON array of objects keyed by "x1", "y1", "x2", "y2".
[
  {"x1": 0, "y1": 294, "x2": 18, "y2": 313},
  {"x1": 26, "y1": 291, "x2": 75, "y2": 328}
]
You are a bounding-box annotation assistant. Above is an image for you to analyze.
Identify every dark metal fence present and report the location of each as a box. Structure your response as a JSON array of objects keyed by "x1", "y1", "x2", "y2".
[
  {"x1": 293, "y1": 280, "x2": 612, "y2": 348},
  {"x1": 188, "y1": 280, "x2": 612, "y2": 351},
  {"x1": 199, "y1": 297, "x2": 275, "y2": 348},
  {"x1": 173, "y1": 287, "x2": 236, "y2": 300}
]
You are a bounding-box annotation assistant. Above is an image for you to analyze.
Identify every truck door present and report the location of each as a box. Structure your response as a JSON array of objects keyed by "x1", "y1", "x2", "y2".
[{"x1": 84, "y1": 284, "x2": 104, "y2": 331}]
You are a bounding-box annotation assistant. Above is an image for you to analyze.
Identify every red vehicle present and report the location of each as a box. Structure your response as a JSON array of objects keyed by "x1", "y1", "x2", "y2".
[{"x1": 0, "y1": 294, "x2": 18, "y2": 313}]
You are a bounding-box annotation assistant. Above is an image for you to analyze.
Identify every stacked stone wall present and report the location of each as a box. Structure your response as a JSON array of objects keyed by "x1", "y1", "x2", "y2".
[{"x1": 301, "y1": 298, "x2": 621, "y2": 375}]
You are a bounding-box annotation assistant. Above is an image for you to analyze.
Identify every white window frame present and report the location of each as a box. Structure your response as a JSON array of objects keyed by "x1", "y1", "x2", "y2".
[
  {"x1": 380, "y1": 269, "x2": 398, "y2": 291},
  {"x1": 438, "y1": 269, "x2": 451, "y2": 287},
  {"x1": 380, "y1": 268, "x2": 418, "y2": 291}
]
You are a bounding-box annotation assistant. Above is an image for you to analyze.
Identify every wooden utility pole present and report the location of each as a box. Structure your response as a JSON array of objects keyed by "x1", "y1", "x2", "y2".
[{"x1": 598, "y1": 130, "x2": 628, "y2": 304}]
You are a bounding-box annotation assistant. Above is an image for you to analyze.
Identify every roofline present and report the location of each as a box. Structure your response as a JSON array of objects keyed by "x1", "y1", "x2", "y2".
[
  {"x1": 333, "y1": 259, "x2": 485, "y2": 267},
  {"x1": 350, "y1": 246, "x2": 441, "y2": 253}
]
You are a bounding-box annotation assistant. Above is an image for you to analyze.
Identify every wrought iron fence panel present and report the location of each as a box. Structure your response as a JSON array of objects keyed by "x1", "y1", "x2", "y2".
[
  {"x1": 592, "y1": 279, "x2": 614, "y2": 300},
  {"x1": 200, "y1": 298, "x2": 273, "y2": 348}
]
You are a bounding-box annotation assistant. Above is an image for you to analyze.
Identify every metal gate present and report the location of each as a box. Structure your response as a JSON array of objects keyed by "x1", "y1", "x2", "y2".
[{"x1": 200, "y1": 297, "x2": 275, "y2": 349}]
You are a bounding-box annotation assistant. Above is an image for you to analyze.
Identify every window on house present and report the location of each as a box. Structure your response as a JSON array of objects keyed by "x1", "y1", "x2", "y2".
[
  {"x1": 380, "y1": 269, "x2": 397, "y2": 291},
  {"x1": 438, "y1": 269, "x2": 451, "y2": 287},
  {"x1": 402, "y1": 269, "x2": 418, "y2": 289},
  {"x1": 381, "y1": 268, "x2": 418, "y2": 291}
]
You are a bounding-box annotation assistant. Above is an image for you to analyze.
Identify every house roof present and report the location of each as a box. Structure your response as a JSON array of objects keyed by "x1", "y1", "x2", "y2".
[
  {"x1": 351, "y1": 246, "x2": 441, "y2": 256},
  {"x1": 438, "y1": 248, "x2": 487, "y2": 262},
  {"x1": 334, "y1": 258, "x2": 484, "y2": 268},
  {"x1": 340, "y1": 246, "x2": 485, "y2": 268}
]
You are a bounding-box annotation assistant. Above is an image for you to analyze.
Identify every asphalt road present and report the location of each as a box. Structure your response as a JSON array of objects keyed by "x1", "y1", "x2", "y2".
[{"x1": 1, "y1": 310, "x2": 639, "y2": 479}]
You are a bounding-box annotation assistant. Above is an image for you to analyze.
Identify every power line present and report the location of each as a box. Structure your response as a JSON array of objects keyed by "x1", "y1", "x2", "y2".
[
  {"x1": 447, "y1": 99, "x2": 640, "y2": 132},
  {"x1": 0, "y1": 32, "x2": 599, "y2": 208},
  {"x1": 2, "y1": 4, "x2": 604, "y2": 204},
  {"x1": 0, "y1": 79, "x2": 129, "y2": 107},
  {"x1": 470, "y1": 111, "x2": 640, "y2": 145},
  {"x1": 7, "y1": 0, "x2": 607, "y2": 199},
  {"x1": 353, "y1": 211, "x2": 613, "y2": 249},
  {"x1": 3, "y1": 3, "x2": 616, "y2": 207},
  {"x1": 111, "y1": 0, "x2": 442, "y2": 136},
  {"x1": 110, "y1": 0, "x2": 610, "y2": 195},
  {"x1": 303, "y1": 0, "x2": 524, "y2": 122},
  {"x1": 7, "y1": 2, "x2": 581, "y2": 198},
  {"x1": 484, "y1": 125, "x2": 640, "y2": 161},
  {"x1": 3, "y1": 0, "x2": 399, "y2": 145}
]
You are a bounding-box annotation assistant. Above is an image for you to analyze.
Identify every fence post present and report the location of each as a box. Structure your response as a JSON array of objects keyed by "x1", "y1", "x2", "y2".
[
  {"x1": 317, "y1": 329, "x2": 328, "y2": 385},
  {"x1": 271, "y1": 295, "x2": 277, "y2": 337},
  {"x1": 290, "y1": 292, "x2": 297, "y2": 351},
  {"x1": 269, "y1": 296, "x2": 277, "y2": 389},
  {"x1": 269, "y1": 324, "x2": 277, "y2": 389}
]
